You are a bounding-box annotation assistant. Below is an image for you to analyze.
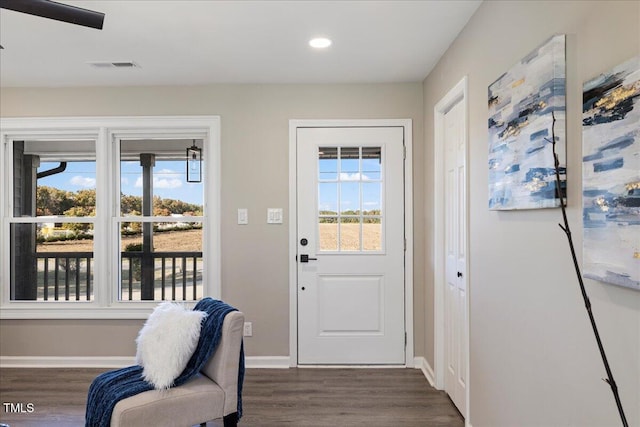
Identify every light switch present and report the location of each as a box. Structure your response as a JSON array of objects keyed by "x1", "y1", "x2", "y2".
[
  {"x1": 267, "y1": 208, "x2": 283, "y2": 224},
  {"x1": 237, "y1": 208, "x2": 248, "y2": 225}
]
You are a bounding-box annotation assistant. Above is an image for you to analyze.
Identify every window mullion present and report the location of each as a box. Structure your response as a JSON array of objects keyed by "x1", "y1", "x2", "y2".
[{"x1": 93, "y1": 127, "x2": 110, "y2": 307}]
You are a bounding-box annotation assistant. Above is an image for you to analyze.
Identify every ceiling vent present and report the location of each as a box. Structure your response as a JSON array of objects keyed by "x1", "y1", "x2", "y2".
[{"x1": 88, "y1": 61, "x2": 139, "y2": 69}]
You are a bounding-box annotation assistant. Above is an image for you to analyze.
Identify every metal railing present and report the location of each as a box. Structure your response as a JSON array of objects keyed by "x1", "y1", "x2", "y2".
[
  {"x1": 36, "y1": 252, "x2": 93, "y2": 301},
  {"x1": 120, "y1": 251, "x2": 203, "y2": 301},
  {"x1": 33, "y1": 251, "x2": 203, "y2": 301}
]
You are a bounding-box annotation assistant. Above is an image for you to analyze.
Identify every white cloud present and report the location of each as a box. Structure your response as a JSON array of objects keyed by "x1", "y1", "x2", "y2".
[
  {"x1": 340, "y1": 172, "x2": 370, "y2": 181},
  {"x1": 154, "y1": 177, "x2": 183, "y2": 189},
  {"x1": 70, "y1": 176, "x2": 96, "y2": 188},
  {"x1": 134, "y1": 169, "x2": 182, "y2": 189}
]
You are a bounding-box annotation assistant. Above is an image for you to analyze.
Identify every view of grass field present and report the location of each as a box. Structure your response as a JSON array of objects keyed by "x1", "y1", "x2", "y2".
[
  {"x1": 36, "y1": 229, "x2": 203, "y2": 252},
  {"x1": 320, "y1": 223, "x2": 381, "y2": 251},
  {"x1": 37, "y1": 225, "x2": 382, "y2": 252}
]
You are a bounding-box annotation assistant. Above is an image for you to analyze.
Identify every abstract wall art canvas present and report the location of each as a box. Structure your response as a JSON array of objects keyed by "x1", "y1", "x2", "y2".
[
  {"x1": 488, "y1": 34, "x2": 566, "y2": 210},
  {"x1": 582, "y1": 55, "x2": 639, "y2": 291}
]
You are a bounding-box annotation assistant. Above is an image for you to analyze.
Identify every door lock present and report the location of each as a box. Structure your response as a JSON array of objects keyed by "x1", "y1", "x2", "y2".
[{"x1": 300, "y1": 254, "x2": 318, "y2": 263}]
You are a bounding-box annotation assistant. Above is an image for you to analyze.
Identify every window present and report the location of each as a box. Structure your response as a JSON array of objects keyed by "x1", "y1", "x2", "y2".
[
  {"x1": 318, "y1": 146, "x2": 383, "y2": 252},
  {"x1": 0, "y1": 117, "x2": 221, "y2": 318},
  {"x1": 117, "y1": 139, "x2": 204, "y2": 302},
  {"x1": 10, "y1": 140, "x2": 97, "y2": 301}
]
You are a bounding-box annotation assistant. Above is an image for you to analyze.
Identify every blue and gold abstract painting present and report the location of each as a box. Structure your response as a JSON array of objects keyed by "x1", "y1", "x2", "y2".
[
  {"x1": 488, "y1": 34, "x2": 566, "y2": 210},
  {"x1": 583, "y1": 56, "x2": 639, "y2": 291}
]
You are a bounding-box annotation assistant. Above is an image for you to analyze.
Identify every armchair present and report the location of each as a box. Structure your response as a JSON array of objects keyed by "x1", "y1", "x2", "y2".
[{"x1": 109, "y1": 310, "x2": 245, "y2": 427}]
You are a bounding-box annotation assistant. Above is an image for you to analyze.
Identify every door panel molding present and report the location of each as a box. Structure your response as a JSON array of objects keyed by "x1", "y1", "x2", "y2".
[{"x1": 289, "y1": 119, "x2": 413, "y2": 367}]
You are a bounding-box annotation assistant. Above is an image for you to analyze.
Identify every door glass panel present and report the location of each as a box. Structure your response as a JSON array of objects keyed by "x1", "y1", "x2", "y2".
[
  {"x1": 363, "y1": 217, "x2": 381, "y2": 251},
  {"x1": 340, "y1": 182, "x2": 359, "y2": 215},
  {"x1": 319, "y1": 147, "x2": 338, "y2": 180},
  {"x1": 318, "y1": 183, "x2": 338, "y2": 216},
  {"x1": 316, "y1": 145, "x2": 383, "y2": 253},
  {"x1": 340, "y1": 217, "x2": 361, "y2": 251},
  {"x1": 362, "y1": 182, "x2": 381, "y2": 214},
  {"x1": 362, "y1": 147, "x2": 382, "y2": 180},
  {"x1": 340, "y1": 147, "x2": 360, "y2": 177},
  {"x1": 319, "y1": 217, "x2": 338, "y2": 251}
]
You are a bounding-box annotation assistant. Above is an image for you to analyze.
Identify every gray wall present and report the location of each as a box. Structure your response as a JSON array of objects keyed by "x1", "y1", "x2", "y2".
[
  {"x1": 0, "y1": 84, "x2": 426, "y2": 358},
  {"x1": 2, "y1": 1, "x2": 639, "y2": 425},
  {"x1": 423, "y1": 1, "x2": 639, "y2": 426}
]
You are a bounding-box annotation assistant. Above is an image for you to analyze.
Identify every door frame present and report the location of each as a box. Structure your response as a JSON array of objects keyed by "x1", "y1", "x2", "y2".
[
  {"x1": 288, "y1": 119, "x2": 413, "y2": 367},
  {"x1": 434, "y1": 77, "x2": 470, "y2": 420}
]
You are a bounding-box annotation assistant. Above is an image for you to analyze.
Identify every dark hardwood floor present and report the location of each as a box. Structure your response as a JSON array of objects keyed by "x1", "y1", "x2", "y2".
[{"x1": 0, "y1": 367, "x2": 464, "y2": 427}]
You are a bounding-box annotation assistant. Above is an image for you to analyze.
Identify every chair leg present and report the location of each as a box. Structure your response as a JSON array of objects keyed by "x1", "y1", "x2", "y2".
[{"x1": 223, "y1": 412, "x2": 238, "y2": 427}]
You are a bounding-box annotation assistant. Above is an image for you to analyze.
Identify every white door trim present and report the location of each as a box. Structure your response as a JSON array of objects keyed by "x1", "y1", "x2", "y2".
[
  {"x1": 434, "y1": 77, "x2": 470, "y2": 421},
  {"x1": 289, "y1": 119, "x2": 413, "y2": 367}
]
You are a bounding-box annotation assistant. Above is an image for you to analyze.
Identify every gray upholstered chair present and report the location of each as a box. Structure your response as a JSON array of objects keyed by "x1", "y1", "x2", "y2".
[{"x1": 110, "y1": 311, "x2": 245, "y2": 427}]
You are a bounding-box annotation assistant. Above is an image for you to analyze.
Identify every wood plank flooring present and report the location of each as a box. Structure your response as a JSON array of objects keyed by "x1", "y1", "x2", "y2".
[{"x1": 0, "y1": 367, "x2": 463, "y2": 427}]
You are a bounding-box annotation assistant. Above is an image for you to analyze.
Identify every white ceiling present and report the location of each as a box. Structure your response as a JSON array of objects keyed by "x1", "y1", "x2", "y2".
[{"x1": 0, "y1": 0, "x2": 481, "y2": 88}]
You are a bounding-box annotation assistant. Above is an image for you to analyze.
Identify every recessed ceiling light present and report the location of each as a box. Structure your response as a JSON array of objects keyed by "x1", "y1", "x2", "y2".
[{"x1": 309, "y1": 37, "x2": 332, "y2": 49}]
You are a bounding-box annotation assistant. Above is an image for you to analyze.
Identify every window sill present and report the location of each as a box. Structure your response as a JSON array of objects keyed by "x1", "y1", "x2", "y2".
[{"x1": 0, "y1": 302, "x2": 195, "y2": 319}]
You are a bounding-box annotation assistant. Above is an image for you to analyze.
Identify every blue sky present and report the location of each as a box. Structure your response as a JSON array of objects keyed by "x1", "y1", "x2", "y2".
[
  {"x1": 318, "y1": 154, "x2": 382, "y2": 214},
  {"x1": 37, "y1": 152, "x2": 379, "y2": 214},
  {"x1": 38, "y1": 160, "x2": 203, "y2": 206}
]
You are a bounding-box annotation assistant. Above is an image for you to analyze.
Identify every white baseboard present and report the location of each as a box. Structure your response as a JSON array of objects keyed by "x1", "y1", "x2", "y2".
[
  {"x1": 413, "y1": 356, "x2": 435, "y2": 387},
  {"x1": 244, "y1": 356, "x2": 290, "y2": 369},
  {"x1": 0, "y1": 356, "x2": 136, "y2": 368},
  {"x1": 0, "y1": 355, "x2": 291, "y2": 369}
]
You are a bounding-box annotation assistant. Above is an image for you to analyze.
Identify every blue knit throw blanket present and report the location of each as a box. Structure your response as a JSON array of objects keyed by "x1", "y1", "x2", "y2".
[{"x1": 85, "y1": 298, "x2": 244, "y2": 427}]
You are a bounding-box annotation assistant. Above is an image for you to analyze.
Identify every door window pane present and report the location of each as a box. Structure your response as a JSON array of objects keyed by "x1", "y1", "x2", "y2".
[
  {"x1": 362, "y1": 183, "x2": 381, "y2": 214},
  {"x1": 340, "y1": 147, "x2": 360, "y2": 177},
  {"x1": 363, "y1": 218, "x2": 382, "y2": 251},
  {"x1": 316, "y1": 145, "x2": 384, "y2": 253},
  {"x1": 339, "y1": 217, "x2": 361, "y2": 251},
  {"x1": 340, "y1": 182, "x2": 360, "y2": 215},
  {"x1": 362, "y1": 147, "x2": 382, "y2": 180},
  {"x1": 319, "y1": 147, "x2": 338, "y2": 180},
  {"x1": 319, "y1": 183, "x2": 338, "y2": 216},
  {"x1": 319, "y1": 218, "x2": 338, "y2": 251}
]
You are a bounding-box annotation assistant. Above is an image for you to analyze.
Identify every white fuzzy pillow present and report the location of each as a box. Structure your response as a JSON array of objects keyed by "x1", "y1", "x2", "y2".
[{"x1": 136, "y1": 302, "x2": 206, "y2": 390}]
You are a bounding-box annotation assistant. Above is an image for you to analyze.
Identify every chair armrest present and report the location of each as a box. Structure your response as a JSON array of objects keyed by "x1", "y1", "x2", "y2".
[{"x1": 201, "y1": 310, "x2": 244, "y2": 416}]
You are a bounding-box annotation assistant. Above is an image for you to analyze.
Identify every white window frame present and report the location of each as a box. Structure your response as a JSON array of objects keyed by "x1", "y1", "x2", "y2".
[{"x1": 0, "y1": 116, "x2": 221, "y2": 319}]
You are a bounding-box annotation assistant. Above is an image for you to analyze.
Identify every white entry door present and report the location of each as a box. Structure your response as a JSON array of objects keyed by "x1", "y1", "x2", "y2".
[
  {"x1": 296, "y1": 126, "x2": 405, "y2": 365},
  {"x1": 444, "y1": 100, "x2": 468, "y2": 415}
]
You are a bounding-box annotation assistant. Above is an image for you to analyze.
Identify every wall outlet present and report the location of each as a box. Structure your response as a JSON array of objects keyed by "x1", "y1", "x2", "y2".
[{"x1": 243, "y1": 322, "x2": 253, "y2": 337}]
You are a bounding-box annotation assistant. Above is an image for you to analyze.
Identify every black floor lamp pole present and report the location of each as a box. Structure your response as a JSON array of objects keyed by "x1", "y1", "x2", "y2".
[{"x1": 549, "y1": 113, "x2": 628, "y2": 427}]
